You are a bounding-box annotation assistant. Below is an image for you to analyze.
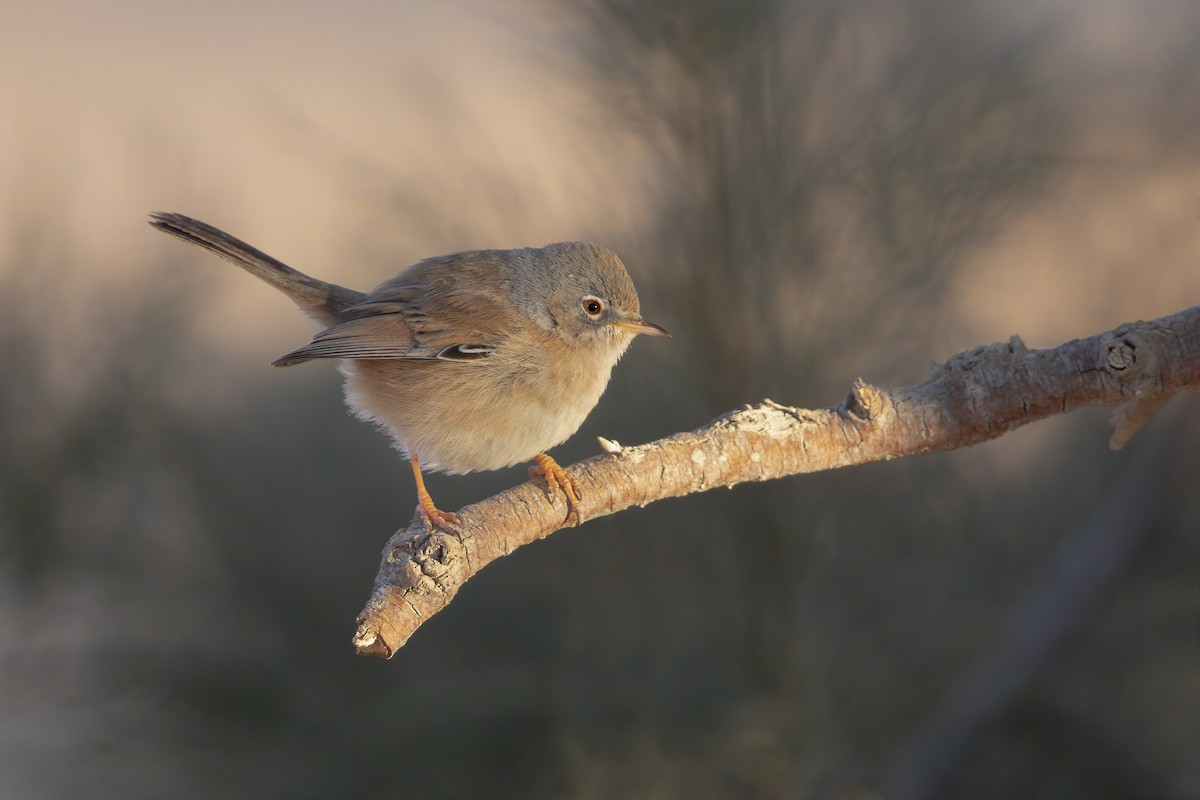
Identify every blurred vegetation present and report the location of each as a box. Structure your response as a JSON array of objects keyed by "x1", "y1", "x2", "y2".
[{"x1": 1, "y1": 1, "x2": 1197, "y2": 798}]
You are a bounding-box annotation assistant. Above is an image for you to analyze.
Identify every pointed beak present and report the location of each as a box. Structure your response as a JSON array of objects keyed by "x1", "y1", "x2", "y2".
[{"x1": 613, "y1": 317, "x2": 671, "y2": 338}]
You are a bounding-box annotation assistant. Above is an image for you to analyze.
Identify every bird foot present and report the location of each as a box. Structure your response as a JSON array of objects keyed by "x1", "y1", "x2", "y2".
[
  {"x1": 530, "y1": 453, "x2": 583, "y2": 526},
  {"x1": 411, "y1": 455, "x2": 460, "y2": 533},
  {"x1": 417, "y1": 494, "x2": 460, "y2": 533}
]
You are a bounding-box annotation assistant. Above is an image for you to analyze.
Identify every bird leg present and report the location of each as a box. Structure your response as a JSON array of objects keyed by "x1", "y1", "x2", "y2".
[
  {"x1": 410, "y1": 455, "x2": 460, "y2": 532},
  {"x1": 530, "y1": 453, "x2": 583, "y2": 526}
]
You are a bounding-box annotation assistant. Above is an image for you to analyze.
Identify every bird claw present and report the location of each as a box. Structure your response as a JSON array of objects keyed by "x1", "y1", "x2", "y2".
[
  {"x1": 530, "y1": 453, "x2": 583, "y2": 526},
  {"x1": 419, "y1": 506, "x2": 460, "y2": 533}
]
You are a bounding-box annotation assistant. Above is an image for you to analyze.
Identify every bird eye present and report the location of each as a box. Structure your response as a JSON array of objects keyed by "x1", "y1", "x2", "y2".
[{"x1": 582, "y1": 297, "x2": 604, "y2": 318}]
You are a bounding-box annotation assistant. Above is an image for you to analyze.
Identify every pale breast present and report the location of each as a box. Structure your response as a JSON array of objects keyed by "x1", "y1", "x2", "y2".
[{"x1": 339, "y1": 333, "x2": 626, "y2": 474}]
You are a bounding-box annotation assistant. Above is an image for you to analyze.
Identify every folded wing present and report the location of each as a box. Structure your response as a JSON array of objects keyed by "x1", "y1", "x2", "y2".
[{"x1": 272, "y1": 284, "x2": 503, "y2": 366}]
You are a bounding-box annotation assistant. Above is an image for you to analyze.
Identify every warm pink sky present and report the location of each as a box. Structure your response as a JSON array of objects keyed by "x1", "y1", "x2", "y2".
[{"x1": 1, "y1": 0, "x2": 1195, "y2": 355}]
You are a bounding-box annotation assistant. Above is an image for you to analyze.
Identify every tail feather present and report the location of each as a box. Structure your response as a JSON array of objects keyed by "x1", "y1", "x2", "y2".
[{"x1": 149, "y1": 212, "x2": 362, "y2": 327}]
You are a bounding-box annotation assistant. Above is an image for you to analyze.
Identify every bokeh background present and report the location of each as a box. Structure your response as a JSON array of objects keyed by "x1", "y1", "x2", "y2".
[{"x1": 2, "y1": 1, "x2": 1197, "y2": 797}]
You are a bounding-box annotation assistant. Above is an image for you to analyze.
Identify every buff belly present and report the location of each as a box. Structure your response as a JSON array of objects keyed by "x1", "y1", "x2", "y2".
[{"x1": 339, "y1": 355, "x2": 615, "y2": 474}]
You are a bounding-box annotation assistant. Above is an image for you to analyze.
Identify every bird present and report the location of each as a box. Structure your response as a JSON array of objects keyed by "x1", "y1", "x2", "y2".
[{"x1": 148, "y1": 212, "x2": 668, "y2": 531}]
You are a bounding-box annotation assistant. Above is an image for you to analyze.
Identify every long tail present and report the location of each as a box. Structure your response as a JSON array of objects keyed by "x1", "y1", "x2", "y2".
[{"x1": 149, "y1": 212, "x2": 363, "y2": 327}]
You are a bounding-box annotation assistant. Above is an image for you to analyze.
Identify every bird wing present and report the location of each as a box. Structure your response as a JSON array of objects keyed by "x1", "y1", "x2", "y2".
[
  {"x1": 272, "y1": 285, "x2": 503, "y2": 366},
  {"x1": 272, "y1": 315, "x2": 422, "y2": 366}
]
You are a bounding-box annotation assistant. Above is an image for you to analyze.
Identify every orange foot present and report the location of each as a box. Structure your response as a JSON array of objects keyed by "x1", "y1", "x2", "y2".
[
  {"x1": 417, "y1": 495, "x2": 460, "y2": 533},
  {"x1": 530, "y1": 452, "x2": 583, "y2": 526},
  {"x1": 411, "y1": 455, "x2": 460, "y2": 533}
]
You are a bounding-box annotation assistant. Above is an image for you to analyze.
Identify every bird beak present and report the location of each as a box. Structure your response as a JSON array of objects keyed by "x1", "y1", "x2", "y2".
[{"x1": 613, "y1": 317, "x2": 671, "y2": 338}]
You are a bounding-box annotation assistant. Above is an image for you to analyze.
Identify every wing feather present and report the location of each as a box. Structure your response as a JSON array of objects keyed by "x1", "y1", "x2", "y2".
[
  {"x1": 272, "y1": 282, "x2": 506, "y2": 366},
  {"x1": 271, "y1": 315, "x2": 426, "y2": 366}
]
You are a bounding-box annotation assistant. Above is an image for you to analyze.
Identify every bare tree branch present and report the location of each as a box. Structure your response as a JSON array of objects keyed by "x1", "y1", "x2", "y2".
[{"x1": 353, "y1": 305, "x2": 1200, "y2": 657}]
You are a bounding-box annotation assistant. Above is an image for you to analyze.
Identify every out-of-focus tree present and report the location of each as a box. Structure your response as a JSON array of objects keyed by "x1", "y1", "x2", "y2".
[{"x1": 1, "y1": 0, "x2": 1196, "y2": 797}]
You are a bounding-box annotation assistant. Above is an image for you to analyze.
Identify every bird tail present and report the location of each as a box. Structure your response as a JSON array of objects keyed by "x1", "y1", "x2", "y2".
[{"x1": 149, "y1": 212, "x2": 362, "y2": 328}]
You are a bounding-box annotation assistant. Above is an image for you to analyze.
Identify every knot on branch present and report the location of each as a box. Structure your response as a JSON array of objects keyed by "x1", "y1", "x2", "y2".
[
  {"x1": 1105, "y1": 338, "x2": 1136, "y2": 372},
  {"x1": 1101, "y1": 326, "x2": 1167, "y2": 398},
  {"x1": 386, "y1": 530, "x2": 467, "y2": 594},
  {"x1": 845, "y1": 378, "x2": 889, "y2": 421}
]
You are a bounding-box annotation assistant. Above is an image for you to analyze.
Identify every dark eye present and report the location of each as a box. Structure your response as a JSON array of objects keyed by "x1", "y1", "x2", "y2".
[{"x1": 582, "y1": 297, "x2": 604, "y2": 318}]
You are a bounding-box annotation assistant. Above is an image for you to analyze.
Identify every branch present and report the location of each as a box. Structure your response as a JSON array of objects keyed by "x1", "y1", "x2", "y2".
[{"x1": 353, "y1": 305, "x2": 1200, "y2": 657}]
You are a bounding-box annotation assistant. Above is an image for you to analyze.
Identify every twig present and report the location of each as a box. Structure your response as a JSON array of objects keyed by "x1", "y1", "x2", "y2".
[{"x1": 354, "y1": 305, "x2": 1200, "y2": 657}]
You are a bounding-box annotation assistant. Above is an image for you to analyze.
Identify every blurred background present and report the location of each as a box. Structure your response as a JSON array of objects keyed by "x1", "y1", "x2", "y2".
[{"x1": 2, "y1": 0, "x2": 1197, "y2": 797}]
